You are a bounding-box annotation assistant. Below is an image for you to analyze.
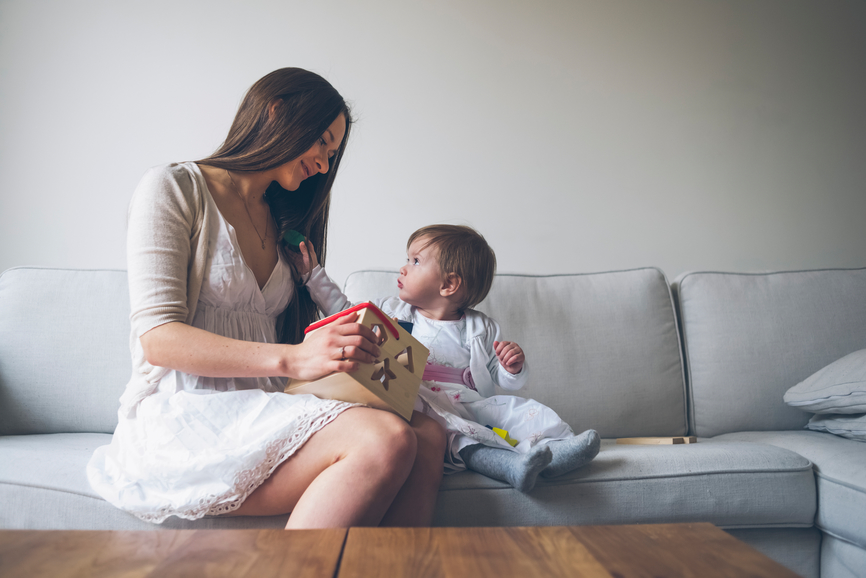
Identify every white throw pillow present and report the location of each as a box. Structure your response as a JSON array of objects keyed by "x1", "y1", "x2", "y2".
[
  {"x1": 784, "y1": 348, "x2": 866, "y2": 414},
  {"x1": 805, "y1": 413, "x2": 866, "y2": 442}
]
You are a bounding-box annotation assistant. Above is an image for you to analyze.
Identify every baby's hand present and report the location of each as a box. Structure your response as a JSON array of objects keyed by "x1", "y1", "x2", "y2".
[
  {"x1": 294, "y1": 240, "x2": 319, "y2": 276},
  {"x1": 494, "y1": 340, "x2": 525, "y2": 374}
]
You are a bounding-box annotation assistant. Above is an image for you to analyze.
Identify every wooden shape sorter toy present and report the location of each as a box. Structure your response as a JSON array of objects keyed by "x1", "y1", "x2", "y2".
[
  {"x1": 284, "y1": 303, "x2": 429, "y2": 421},
  {"x1": 616, "y1": 436, "x2": 697, "y2": 445}
]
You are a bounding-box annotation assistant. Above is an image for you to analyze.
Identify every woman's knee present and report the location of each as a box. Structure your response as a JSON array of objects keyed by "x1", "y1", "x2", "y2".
[
  {"x1": 353, "y1": 410, "x2": 418, "y2": 475},
  {"x1": 412, "y1": 412, "x2": 447, "y2": 457},
  {"x1": 410, "y1": 412, "x2": 447, "y2": 478}
]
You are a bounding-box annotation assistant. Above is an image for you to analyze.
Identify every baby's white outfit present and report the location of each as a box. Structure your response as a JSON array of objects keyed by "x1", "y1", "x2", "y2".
[
  {"x1": 306, "y1": 267, "x2": 575, "y2": 473},
  {"x1": 87, "y1": 164, "x2": 356, "y2": 523}
]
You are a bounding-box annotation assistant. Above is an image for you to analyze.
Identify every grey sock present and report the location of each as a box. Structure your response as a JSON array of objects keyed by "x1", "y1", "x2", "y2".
[
  {"x1": 540, "y1": 429, "x2": 601, "y2": 478},
  {"x1": 459, "y1": 443, "x2": 553, "y2": 493}
]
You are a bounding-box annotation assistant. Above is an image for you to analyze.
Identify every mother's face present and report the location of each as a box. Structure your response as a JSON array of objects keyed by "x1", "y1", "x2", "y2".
[{"x1": 273, "y1": 113, "x2": 347, "y2": 192}]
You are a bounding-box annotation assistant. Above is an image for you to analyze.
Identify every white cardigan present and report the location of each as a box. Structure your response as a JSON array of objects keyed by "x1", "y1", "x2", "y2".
[{"x1": 119, "y1": 162, "x2": 218, "y2": 416}]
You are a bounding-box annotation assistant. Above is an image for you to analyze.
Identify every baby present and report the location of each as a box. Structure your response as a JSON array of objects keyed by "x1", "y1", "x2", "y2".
[{"x1": 298, "y1": 224, "x2": 599, "y2": 492}]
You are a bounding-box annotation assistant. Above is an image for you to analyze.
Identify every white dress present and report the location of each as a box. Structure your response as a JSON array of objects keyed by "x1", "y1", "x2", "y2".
[
  {"x1": 87, "y1": 206, "x2": 356, "y2": 524},
  {"x1": 406, "y1": 312, "x2": 576, "y2": 473}
]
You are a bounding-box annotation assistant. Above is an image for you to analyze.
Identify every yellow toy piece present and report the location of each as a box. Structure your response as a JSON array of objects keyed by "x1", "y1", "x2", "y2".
[
  {"x1": 285, "y1": 302, "x2": 429, "y2": 421},
  {"x1": 492, "y1": 427, "x2": 519, "y2": 447}
]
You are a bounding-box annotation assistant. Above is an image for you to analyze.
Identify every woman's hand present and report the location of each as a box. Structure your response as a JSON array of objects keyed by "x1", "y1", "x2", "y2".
[{"x1": 290, "y1": 312, "x2": 382, "y2": 381}]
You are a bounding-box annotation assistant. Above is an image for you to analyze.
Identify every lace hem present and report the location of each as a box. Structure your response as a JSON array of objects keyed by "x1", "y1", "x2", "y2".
[{"x1": 129, "y1": 398, "x2": 358, "y2": 524}]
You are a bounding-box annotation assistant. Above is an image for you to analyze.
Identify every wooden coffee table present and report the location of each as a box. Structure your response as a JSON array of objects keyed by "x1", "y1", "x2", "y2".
[{"x1": 0, "y1": 523, "x2": 799, "y2": 577}]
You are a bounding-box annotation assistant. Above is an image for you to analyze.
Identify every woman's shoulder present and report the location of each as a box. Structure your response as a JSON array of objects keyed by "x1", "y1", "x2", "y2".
[
  {"x1": 133, "y1": 162, "x2": 206, "y2": 205},
  {"x1": 139, "y1": 162, "x2": 201, "y2": 190}
]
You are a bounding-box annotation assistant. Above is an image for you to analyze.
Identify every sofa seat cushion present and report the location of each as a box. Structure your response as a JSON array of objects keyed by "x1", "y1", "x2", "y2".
[
  {"x1": 0, "y1": 434, "x2": 288, "y2": 530},
  {"x1": 821, "y1": 533, "x2": 866, "y2": 578},
  {"x1": 434, "y1": 438, "x2": 815, "y2": 529},
  {"x1": 4, "y1": 434, "x2": 816, "y2": 533},
  {"x1": 725, "y1": 528, "x2": 820, "y2": 578},
  {"x1": 714, "y1": 430, "x2": 866, "y2": 549}
]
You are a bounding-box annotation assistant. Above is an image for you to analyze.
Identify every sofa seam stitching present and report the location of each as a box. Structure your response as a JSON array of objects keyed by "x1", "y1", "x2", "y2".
[
  {"x1": 815, "y1": 526, "x2": 866, "y2": 549},
  {"x1": 345, "y1": 267, "x2": 670, "y2": 281},
  {"x1": 441, "y1": 466, "x2": 815, "y2": 491},
  {"x1": 677, "y1": 267, "x2": 866, "y2": 281},
  {"x1": 815, "y1": 472, "x2": 866, "y2": 496},
  {"x1": 0, "y1": 480, "x2": 104, "y2": 501},
  {"x1": 718, "y1": 523, "x2": 815, "y2": 530},
  {"x1": 1, "y1": 266, "x2": 127, "y2": 278}
]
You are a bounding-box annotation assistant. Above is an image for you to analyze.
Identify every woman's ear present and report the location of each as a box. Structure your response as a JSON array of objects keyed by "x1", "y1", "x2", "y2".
[
  {"x1": 440, "y1": 273, "x2": 463, "y2": 297},
  {"x1": 267, "y1": 99, "x2": 282, "y2": 121}
]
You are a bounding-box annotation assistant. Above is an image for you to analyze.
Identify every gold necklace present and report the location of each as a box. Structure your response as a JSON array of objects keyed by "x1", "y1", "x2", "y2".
[{"x1": 226, "y1": 169, "x2": 269, "y2": 250}]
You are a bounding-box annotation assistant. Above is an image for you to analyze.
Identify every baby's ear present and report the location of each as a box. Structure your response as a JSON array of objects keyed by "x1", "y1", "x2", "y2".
[{"x1": 440, "y1": 273, "x2": 463, "y2": 297}]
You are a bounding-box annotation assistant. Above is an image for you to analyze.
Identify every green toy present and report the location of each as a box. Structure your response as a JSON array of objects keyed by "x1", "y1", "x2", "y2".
[{"x1": 282, "y1": 229, "x2": 306, "y2": 252}]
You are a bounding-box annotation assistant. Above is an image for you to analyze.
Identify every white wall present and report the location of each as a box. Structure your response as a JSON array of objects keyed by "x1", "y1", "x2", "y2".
[{"x1": 2, "y1": 0, "x2": 864, "y2": 287}]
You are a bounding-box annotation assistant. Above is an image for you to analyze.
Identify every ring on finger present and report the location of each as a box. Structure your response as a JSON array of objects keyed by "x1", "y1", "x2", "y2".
[{"x1": 340, "y1": 346, "x2": 345, "y2": 361}]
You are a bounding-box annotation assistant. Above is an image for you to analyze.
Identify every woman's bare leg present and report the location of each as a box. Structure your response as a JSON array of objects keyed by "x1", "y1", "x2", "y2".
[
  {"x1": 231, "y1": 407, "x2": 417, "y2": 528},
  {"x1": 380, "y1": 411, "x2": 446, "y2": 527}
]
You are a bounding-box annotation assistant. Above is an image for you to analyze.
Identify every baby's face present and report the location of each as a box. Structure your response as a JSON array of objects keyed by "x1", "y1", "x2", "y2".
[{"x1": 398, "y1": 237, "x2": 445, "y2": 308}]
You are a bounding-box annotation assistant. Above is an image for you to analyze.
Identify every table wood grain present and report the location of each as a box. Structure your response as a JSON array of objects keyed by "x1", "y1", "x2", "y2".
[
  {"x1": 569, "y1": 523, "x2": 799, "y2": 578},
  {"x1": 0, "y1": 529, "x2": 346, "y2": 578},
  {"x1": 339, "y1": 523, "x2": 800, "y2": 578},
  {"x1": 0, "y1": 523, "x2": 800, "y2": 577},
  {"x1": 339, "y1": 525, "x2": 610, "y2": 578}
]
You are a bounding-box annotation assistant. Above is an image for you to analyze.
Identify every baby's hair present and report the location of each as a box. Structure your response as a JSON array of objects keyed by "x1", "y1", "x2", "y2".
[{"x1": 408, "y1": 224, "x2": 496, "y2": 310}]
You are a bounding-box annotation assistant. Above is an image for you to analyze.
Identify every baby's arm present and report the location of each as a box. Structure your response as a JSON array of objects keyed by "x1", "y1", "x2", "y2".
[
  {"x1": 298, "y1": 241, "x2": 353, "y2": 316},
  {"x1": 494, "y1": 340, "x2": 525, "y2": 374},
  {"x1": 296, "y1": 240, "x2": 319, "y2": 275},
  {"x1": 491, "y1": 339, "x2": 528, "y2": 392},
  {"x1": 480, "y1": 316, "x2": 528, "y2": 392}
]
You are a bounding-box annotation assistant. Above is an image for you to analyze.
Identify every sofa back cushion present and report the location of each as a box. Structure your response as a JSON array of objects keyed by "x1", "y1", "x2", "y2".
[
  {"x1": 676, "y1": 268, "x2": 866, "y2": 437},
  {"x1": 0, "y1": 268, "x2": 131, "y2": 435},
  {"x1": 345, "y1": 268, "x2": 687, "y2": 438}
]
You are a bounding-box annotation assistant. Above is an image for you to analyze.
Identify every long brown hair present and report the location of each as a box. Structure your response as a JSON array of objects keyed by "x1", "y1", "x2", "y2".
[{"x1": 199, "y1": 68, "x2": 353, "y2": 344}]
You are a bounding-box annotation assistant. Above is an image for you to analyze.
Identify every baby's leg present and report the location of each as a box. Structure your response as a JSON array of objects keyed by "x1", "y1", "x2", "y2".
[
  {"x1": 458, "y1": 443, "x2": 552, "y2": 493},
  {"x1": 540, "y1": 429, "x2": 600, "y2": 478}
]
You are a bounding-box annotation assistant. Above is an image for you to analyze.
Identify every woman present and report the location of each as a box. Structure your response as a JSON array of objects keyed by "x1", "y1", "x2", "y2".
[{"x1": 87, "y1": 68, "x2": 446, "y2": 528}]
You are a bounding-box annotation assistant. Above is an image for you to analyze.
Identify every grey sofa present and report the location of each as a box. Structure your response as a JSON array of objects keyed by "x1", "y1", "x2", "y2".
[{"x1": 1, "y1": 266, "x2": 864, "y2": 578}]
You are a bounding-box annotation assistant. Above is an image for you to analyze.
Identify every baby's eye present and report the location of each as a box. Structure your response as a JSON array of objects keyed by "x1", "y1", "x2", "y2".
[{"x1": 413, "y1": 258, "x2": 420, "y2": 265}]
